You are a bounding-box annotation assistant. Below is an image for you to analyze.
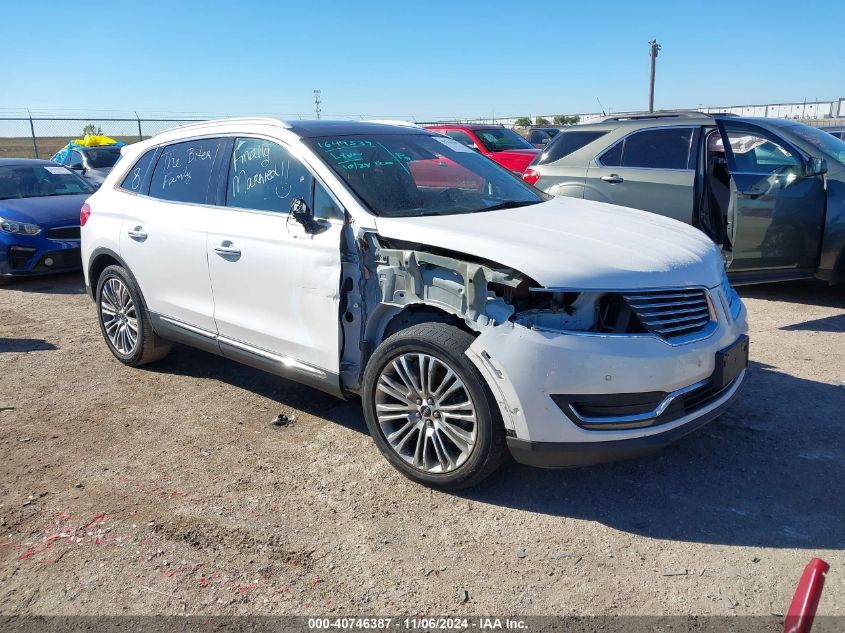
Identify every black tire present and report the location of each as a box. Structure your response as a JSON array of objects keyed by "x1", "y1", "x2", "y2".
[
  {"x1": 361, "y1": 322, "x2": 507, "y2": 490},
  {"x1": 95, "y1": 264, "x2": 171, "y2": 366},
  {"x1": 0, "y1": 276, "x2": 14, "y2": 287}
]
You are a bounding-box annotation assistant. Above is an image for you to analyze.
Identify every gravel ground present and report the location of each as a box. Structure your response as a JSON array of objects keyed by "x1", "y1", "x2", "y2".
[{"x1": 0, "y1": 273, "x2": 843, "y2": 616}]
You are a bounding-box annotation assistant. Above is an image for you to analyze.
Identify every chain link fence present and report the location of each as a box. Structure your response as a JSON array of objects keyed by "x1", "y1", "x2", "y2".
[
  {"x1": 0, "y1": 117, "x2": 206, "y2": 160},
  {"x1": 3, "y1": 106, "x2": 843, "y2": 161}
]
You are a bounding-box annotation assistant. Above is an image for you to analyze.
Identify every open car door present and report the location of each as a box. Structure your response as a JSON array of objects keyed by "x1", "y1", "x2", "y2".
[{"x1": 714, "y1": 119, "x2": 827, "y2": 279}]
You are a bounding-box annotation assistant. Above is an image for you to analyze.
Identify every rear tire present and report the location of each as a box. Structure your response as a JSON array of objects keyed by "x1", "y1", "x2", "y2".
[
  {"x1": 362, "y1": 322, "x2": 507, "y2": 490},
  {"x1": 95, "y1": 264, "x2": 171, "y2": 366}
]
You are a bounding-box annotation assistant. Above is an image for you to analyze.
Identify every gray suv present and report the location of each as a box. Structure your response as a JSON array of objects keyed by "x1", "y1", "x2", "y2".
[{"x1": 524, "y1": 112, "x2": 845, "y2": 285}]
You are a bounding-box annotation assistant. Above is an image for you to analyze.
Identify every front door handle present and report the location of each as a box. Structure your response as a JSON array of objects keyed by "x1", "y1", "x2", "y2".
[
  {"x1": 127, "y1": 226, "x2": 147, "y2": 241},
  {"x1": 601, "y1": 174, "x2": 624, "y2": 184},
  {"x1": 213, "y1": 242, "x2": 241, "y2": 258}
]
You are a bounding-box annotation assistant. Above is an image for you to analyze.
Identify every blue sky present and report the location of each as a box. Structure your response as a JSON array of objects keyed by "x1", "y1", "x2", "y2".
[{"x1": 2, "y1": 0, "x2": 843, "y2": 119}]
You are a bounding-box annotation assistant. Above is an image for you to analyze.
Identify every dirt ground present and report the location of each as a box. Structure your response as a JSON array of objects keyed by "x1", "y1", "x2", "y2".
[{"x1": 0, "y1": 273, "x2": 843, "y2": 616}]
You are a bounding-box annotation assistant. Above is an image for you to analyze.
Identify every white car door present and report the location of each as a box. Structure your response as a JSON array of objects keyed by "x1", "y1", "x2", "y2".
[
  {"x1": 119, "y1": 138, "x2": 225, "y2": 334},
  {"x1": 205, "y1": 137, "x2": 344, "y2": 391}
]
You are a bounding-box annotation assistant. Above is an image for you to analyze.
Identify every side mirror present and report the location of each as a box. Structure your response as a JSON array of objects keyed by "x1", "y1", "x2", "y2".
[
  {"x1": 804, "y1": 157, "x2": 827, "y2": 177},
  {"x1": 290, "y1": 198, "x2": 326, "y2": 235},
  {"x1": 68, "y1": 162, "x2": 84, "y2": 171}
]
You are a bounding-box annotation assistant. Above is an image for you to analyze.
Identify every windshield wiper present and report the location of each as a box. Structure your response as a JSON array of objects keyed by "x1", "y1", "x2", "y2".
[{"x1": 479, "y1": 200, "x2": 539, "y2": 213}]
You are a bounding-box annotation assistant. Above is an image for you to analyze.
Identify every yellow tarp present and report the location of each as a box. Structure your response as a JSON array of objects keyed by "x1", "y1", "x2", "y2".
[{"x1": 69, "y1": 134, "x2": 120, "y2": 148}]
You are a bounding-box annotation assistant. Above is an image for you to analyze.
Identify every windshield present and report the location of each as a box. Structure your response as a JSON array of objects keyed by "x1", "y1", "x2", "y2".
[
  {"x1": 0, "y1": 165, "x2": 94, "y2": 200},
  {"x1": 474, "y1": 128, "x2": 535, "y2": 152},
  {"x1": 84, "y1": 146, "x2": 122, "y2": 168},
  {"x1": 308, "y1": 133, "x2": 547, "y2": 218},
  {"x1": 785, "y1": 124, "x2": 845, "y2": 164}
]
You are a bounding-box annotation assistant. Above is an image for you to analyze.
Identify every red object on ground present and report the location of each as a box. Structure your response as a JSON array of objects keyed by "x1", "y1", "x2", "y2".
[
  {"x1": 424, "y1": 125, "x2": 539, "y2": 174},
  {"x1": 783, "y1": 558, "x2": 829, "y2": 633}
]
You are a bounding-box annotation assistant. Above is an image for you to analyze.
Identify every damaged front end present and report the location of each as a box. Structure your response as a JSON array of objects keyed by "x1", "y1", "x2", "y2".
[{"x1": 338, "y1": 227, "x2": 668, "y2": 395}]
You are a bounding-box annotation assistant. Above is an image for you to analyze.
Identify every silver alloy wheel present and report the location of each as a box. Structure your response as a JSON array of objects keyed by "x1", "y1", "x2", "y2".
[
  {"x1": 100, "y1": 277, "x2": 139, "y2": 355},
  {"x1": 375, "y1": 352, "x2": 478, "y2": 474}
]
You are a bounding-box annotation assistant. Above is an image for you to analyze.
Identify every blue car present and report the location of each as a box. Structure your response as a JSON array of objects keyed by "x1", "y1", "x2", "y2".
[{"x1": 0, "y1": 159, "x2": 94, "y2": 284}]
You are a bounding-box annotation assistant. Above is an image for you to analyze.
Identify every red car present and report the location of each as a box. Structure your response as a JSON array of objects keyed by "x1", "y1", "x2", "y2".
[{"x1": 424, "y1": 124, "x2": 539, "y2": 174}]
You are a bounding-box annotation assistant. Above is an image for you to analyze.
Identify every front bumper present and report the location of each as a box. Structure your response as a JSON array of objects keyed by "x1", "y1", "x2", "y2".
[
  {"x1": 465, "y1": 290, "x2": 748, "y2": 465},
  {"x1": 0, "y1": 234, "x2": 81, "y2": 277},
  {"x1": 507, "y1": 367, "x2": 746, "y2": 467}
]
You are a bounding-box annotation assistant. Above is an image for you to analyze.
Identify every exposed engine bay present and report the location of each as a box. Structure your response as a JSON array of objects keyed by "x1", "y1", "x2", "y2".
[{"x1": 338, "y1": 225, "x2": 649, "y2": 393}]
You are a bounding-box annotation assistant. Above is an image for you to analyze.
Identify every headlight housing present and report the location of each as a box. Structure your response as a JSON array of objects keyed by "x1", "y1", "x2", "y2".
[{"x1": 0, "y1": 217, "x2": 41, "y2": 236}]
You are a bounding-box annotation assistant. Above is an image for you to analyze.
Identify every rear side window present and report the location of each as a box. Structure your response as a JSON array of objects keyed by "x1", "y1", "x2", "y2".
[
  {"x1": 119, "y1": 149, "x2": 156, "y2": 193},
  {"x1": 600, "y1": 128, "x2": 693, "y2": 170},
  {"x1": 149, "y1": 138, "x2": 223, "y2": 204},
  {"x1": 226, "y1": 138, "x2": 313, "y2": 213},
  {"x1": 537, "y1": 130, "x2": 608, "y2": 165}
]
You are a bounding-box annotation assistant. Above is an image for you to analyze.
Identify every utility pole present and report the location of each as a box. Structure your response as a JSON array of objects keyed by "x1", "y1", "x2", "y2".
[
  {"x1": 314, "y1": 89, "x2": 322, "y2": 120},
  {"x1": 648, "y1": 39, "x2": 661, "y2": 113}
]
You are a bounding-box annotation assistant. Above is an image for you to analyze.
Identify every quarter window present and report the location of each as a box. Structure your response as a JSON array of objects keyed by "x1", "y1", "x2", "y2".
[
  {"x1": 119, "y1": 149, "x2": 156, "y2": 193},
  {"x1": 149, "y1": 138, "x2": 223, "y2": 204},
  {"x1": 313, "y1": 182, "x2": 343, "y2": 220},
  {"x1": 600, "y1": 128, "x2": 693, "y2": 170},
  {"x1": 539, "y1": 130, "x2": 608, "y2": 164},
  {"x1": 226, "y1": 138, "x2": 313, "y2": 214}
]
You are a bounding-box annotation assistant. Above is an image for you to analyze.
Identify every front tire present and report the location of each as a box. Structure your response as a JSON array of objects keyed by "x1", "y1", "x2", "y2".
[
  {"x1": 95, "y1": 264, "x2": 171, "y2": 366},
  {"x1": 362, "y1": 322, "x2": 507, "y2": 490}
]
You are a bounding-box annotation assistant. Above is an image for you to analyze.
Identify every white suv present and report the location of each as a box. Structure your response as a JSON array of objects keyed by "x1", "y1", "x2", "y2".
[{"x1": 81, "y1": 118, "x2": 749, "y2": 489}]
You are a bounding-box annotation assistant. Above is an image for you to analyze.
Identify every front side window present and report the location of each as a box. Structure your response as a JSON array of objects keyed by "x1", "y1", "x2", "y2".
[
  {"x1": 120, "y1": 148, "x2": 157, "y2": 193},
  {"x1": 149, "y1": 138, "x2": 223, "y2": 204},
  {"x1": 712, "y1": 126, "x2": 801, "y2": 175},
  {"x1": 226, "y1": 138, "x2": 313, "y2": 213},
  {"x1": 0, "y1": 165, "x2": 94, "y2": 199},
  {"x1": 307, "y1": 133, "x2": 547, "y2": 218},
  {"x1": 602, "y1": 128, "x2": 693, "y2": 170}
]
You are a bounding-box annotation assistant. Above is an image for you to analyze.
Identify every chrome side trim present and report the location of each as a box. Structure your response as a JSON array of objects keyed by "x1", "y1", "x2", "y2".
[
  {"x1": 570, "y1": 378, "x2": 710, "y2": 426},
  {"x1": 218, "y1": 335, "x2": 327, "y2": 378},
  {"x1": 158, "y1": 315, "x2": 216, "y2": 338},
  {"x1": 157, "y1": 315, "x2": 326, "y2": 378}
]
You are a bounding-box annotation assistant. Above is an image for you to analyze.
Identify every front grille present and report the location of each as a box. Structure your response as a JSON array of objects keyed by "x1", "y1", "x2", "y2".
[
  {"x1": 621, "y1": 289, "x2": 712, "y2": 340},
  {"x1": 46, "y1": 226, "x2": 80, "y2": 240}
]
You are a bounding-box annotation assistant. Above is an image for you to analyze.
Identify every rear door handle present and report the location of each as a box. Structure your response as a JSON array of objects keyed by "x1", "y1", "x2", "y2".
[
  {"x1": 213, "y1": 242, "x2": 241, "y2": 258},
  {"x1": 601, "y1": 174, "x2": 624, "y2": 184},
  {"x1": 127, "y1": 226, "x2": 147, "y2": 241}
]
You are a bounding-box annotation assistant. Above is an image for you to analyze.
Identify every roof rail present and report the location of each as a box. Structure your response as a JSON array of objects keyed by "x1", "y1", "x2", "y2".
[
  {"x1": 364, "y1": 119, "x2": 423, "y2": 128},
  {"x1": 595, "y1": 110, "x2": 737, "y2": 123},
  {"x1": 156, "y1": 117, "x2": 291, "y2": 136}
]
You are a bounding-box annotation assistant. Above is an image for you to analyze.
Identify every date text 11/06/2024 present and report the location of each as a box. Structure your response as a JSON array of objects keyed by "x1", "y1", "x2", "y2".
[{"x1": 307, "y1": 618, "x2": 528, "y2": 630}]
